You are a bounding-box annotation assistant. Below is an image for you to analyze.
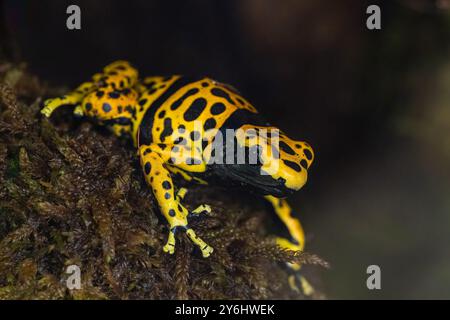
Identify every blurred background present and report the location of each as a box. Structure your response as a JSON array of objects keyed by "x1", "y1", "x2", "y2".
[{"x1": 1, "y1": 0, "x2": 450, "y2": 299}]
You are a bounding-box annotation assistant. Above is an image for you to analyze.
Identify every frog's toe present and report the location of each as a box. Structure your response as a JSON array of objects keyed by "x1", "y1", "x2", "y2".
[
  {"x1": 163, "y1": 228, "x2": 176, "y2": 254},
  {"x1": 40, "y1": 98, "x2": 62, "y2": 117},
  {"x1": 288, "y1": 275, "x2": 300, "y2": 293},
  {"x1": 297, "y1": 274, "x2": 315, "y2": 296},
  {"x1": 73, "y1": 105, "x2": 84, "y2": 117},
  {"x1": 176, "y1": 187, "x2": 188, "y2": 201},
  {"x1": 286, "y1": 266, "x2": 315, "y2": 296},
  {"x1": 162, "y1": 224, "x2": 213, "y2": 258},
  {"x1": 163, "y1": 243, "x2": 175, "y2": 254},
  {"x1": 40, "y1": 105, "x2": 54, "y2": 117},
  {"x1": 191, "y1": 204, "x2": 211, "y2": 216},
  {"x1": 186, "y1": 228, "x2": 213, "y2": 258}
]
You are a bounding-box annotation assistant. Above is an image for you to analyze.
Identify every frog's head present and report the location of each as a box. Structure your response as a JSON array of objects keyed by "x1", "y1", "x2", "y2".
[{"x1": 224, "y1": 125, "x2": 314, "y2": 197}]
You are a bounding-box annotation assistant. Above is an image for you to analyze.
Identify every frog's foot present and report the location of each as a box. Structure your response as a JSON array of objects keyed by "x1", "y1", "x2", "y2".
[
  {"x1": 41, "y1": 98, "x2": 63, "y2": 117},
  {"x1": 176, "y1": 187, "x2": 188, "y2": 201},
  {"x1": 288, "y1": 274, "x2": 315, "y2": 296},
  {"x1": 186, "y1": 227, "x2": 214, "y2": 257},
  {"x1": 190, "y1": 204, "x2": 211, "y2": 216},
  {"x1": 41, "y1": 95, "x2": 82, "y2": 118},
  {"x1": 176, "y1": 188, "x2": 211, "y2": 217},
  {"x1": 73, "y1": 105, "x2": 84, "y2": 117},
  {"x1": 276, "y1": 236, "x2": 315, "y2": 296},
  {"x1": 163, "y1": 224, "x2": 213, "y2": 258}
]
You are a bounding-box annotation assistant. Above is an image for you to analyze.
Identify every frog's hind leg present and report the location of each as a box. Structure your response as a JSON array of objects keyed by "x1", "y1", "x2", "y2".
[
  {"x1": 265, "y1": 195, "x2": 315, "y2": 296},
  {"x1": 139, "y1": 144, "x2": 213, "y2": 258},
  {"x1": 41, "y1": 81, "x2": 95, "y2": 117}
]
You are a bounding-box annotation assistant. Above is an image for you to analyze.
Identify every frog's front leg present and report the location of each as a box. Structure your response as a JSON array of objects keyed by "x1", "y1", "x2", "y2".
[
  {"x1": 176, "y1": 187, "x2": 211, "y2": 216},
  {"x1": 41, "y1": 81, "x2": 95, "y2": 117},
  {"x1": 139, "y1": 144, "x2": 213, "y2": 258},
  {"x1": 265, "y1": 195, "x2": 315, "y2": 296},
  {"x1": 265, "y1": 195, "x2": 305, "y2": 254}
]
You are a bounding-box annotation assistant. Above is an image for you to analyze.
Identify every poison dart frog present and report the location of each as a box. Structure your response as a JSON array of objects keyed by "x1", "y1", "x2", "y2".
[{"x1": 41, "y1": 61, "x2": 315, "y2": 293}]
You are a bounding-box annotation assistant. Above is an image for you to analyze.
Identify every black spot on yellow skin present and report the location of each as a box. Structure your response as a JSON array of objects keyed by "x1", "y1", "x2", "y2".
[
  {"x1": 300, "y1": 159, "x2": 308, "y2": 169},
  {"x1": 144, "y1": 162, "x2": 151, "y2": 175},
  {"x1": 204, "y1": 118, "x2": 216, "y2": 131},
  {"x1": 158, "y1": 110, "x2": 166, "y2": 119},
  {"x1": 211, "y1": 88, "x2": 235, "y2": 105},
  {"x1": 174, "y1": 137, "x2": 186, "y2": 145},
  {"x1": 304, "y1": 148, "x2": 313, "y2": 160},
  {"x1": 125, "y1": 107, "x2": 136, "y2": 121},
  {"x1": 109, "y1": 91, "x2": 120, "y2": 99},
  {"x1": 102, "y1": 103, "x2": 112, "y2": 112},
  {"x1": 96, "y1": 91, "x2": 104, "y2": 98},
  {"x1": 201, "y1": 140, "x2": 208, "y2": 151},
  {"x1": 210, "y1": 102, "x2": 226, "y2": 115},
  {"x1": 283, "y1": 159, "x2": 302, "y2": 172},
  {"x1": 160, "y1": 118, "x2": 173, "y2": 142},
  {"x1": 162, "y1": 181, "x2": 171, "y2": 189},
  {"x1": 279, "y1": 141, "x2": 296, "y2": 155},
  {"x1": 85, "y1": 103, "x2": 93, "y2": 111},
  {"x1": 171, "y1": 88, "x2": 199, "y2": 110},
  {"x1": 165, "y1": 192, "x2": 171, "y2": 199},
  {"x1": 184, "y1": 98, "x2": 207, "y2": 121},
  {"x1": 168, "y1": 209, "x2": 176, "y2": 217},
  {"x1": 190, "y1": 131, "x2": 200, "y2": 141},
  {"x1": 139, "y1": 98, "x2": 147, "y2": 107}
]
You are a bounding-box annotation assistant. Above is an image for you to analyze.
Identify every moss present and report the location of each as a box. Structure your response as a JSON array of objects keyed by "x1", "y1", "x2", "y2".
[{"x1": 0, "y1": 63, "x2": 327, "y2": 299}]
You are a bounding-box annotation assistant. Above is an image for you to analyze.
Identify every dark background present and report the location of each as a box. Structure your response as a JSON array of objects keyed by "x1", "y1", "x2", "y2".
[{"x1": 2, "y1": 0, "x2": 450, "y2": 299}]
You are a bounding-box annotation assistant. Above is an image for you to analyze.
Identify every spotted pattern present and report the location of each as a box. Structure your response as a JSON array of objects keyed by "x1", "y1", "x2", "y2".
[{"x1": 41, "y1": 60, "x2": 314, "y2": 261}]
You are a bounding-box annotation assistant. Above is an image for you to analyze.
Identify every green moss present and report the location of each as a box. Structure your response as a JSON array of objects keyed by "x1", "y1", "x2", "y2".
[{"x1": 0, "y1": 64, "x2": 327, "y2": 299}]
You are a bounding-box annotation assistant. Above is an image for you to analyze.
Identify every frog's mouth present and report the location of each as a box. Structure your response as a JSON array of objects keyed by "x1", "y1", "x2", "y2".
[{"x1": 214, "y1": 163, "x2": 293, "y2": 197}]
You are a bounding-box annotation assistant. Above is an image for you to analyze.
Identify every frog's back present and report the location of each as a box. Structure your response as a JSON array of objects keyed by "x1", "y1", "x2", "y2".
[{"x1": 137, "y1": 76, "x2": 269, "y2": 147}]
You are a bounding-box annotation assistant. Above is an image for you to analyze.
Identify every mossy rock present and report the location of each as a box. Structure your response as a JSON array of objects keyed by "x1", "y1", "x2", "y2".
[{"x1": 0, "y1": 64, "x2": 327, "y2": 299}]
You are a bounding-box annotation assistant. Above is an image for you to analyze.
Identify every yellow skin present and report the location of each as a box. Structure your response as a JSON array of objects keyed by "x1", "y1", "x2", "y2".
[{"x1": 41, "y1": 61, "x2": 315, "y2": 294}]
